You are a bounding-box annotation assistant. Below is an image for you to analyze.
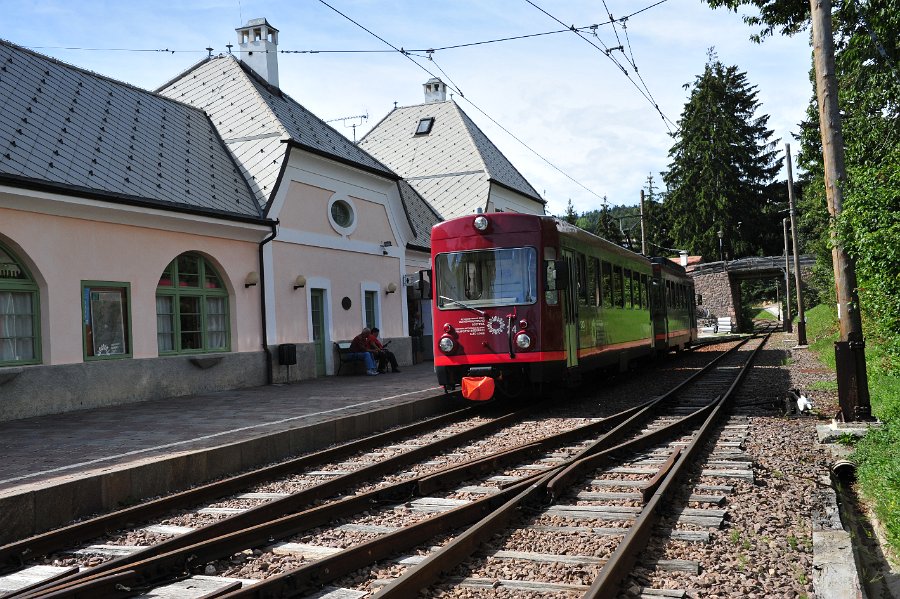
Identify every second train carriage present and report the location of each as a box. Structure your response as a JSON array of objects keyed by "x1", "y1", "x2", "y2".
[{"x1": 430, "y1": 212, "x2": 697, "y2": 401}]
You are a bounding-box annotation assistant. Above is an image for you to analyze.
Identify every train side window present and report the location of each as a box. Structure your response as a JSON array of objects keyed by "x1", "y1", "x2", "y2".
[
  {"x1": 613, "y1": 265, "x2": 624, "y2": 308},
  {"x1": 601, "y1": 261, "x2": 613, "y2": 308},
  {"x1": 628, "y1": 271, "x2": 636, "y2": 309},
  {"x1": 588, "y1": 258, "x2": 599, "y2": 307},
  {"x1": 641, "y1": 274, "x2": 649, "y2": 310},
  {"x1": 632, "y1": 271, "x2": 641, "y2": 309},
  {"x1": 623, "y1": 269, "x2": 633, "y2": 309},
  {"x1": 577, "y1": 253, "x2": 588, "y2": 306}
]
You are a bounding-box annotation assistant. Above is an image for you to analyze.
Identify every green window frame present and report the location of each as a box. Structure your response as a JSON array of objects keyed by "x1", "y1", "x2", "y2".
[
  {"x1": 364, "y1": 290, "x2": 377, "y2": 330},
  {"x1": 82, "y1": 281, "x2": 132, "y2": 360},
  {"x1": 156, "y1": 253, "x2": 230, "y2": 354},
  {"x1": 0, "y1": 243, "x2": 40, "y2": 365}
]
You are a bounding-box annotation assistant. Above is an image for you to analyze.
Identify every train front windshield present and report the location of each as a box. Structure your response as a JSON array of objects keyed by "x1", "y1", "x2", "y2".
[{"x1": 435, "y1": 247, "x2": 537, "y2": 309}]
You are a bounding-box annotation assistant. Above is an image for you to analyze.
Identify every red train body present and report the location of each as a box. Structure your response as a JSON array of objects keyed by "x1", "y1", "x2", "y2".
[{"x1": 430, "y1": 213, "x2": 697, "y2": 400}]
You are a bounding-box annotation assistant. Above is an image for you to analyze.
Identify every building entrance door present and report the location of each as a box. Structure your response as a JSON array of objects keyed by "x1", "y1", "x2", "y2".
[{"x1": 310, "y1": 288, "x2": 326, "y2": 376}]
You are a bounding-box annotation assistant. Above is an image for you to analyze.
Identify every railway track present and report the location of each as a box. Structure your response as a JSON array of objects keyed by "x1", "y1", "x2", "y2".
[{"x1": 0, "y1": 335, "x2": 762, "y2": 598}]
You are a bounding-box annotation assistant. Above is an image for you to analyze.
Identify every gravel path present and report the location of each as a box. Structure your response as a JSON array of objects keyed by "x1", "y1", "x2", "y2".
[{"x1": 634, "y1": 331, "x2": 841, "y2": 598}]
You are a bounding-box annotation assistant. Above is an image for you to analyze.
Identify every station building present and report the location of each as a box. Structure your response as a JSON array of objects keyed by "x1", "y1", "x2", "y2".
[{"x1": 0, "y1": 20, "x2": 439, "y2": 421}]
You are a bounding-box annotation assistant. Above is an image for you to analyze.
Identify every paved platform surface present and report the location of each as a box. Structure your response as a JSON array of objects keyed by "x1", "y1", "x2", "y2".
[{"x1": 0, "y1": 362, "x2": 445, "y2": 497}]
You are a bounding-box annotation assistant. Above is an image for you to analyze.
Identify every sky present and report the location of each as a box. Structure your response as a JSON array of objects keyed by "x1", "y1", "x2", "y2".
[{"x1": 2, "y1": 0, "x2": 814, "y2": 217}]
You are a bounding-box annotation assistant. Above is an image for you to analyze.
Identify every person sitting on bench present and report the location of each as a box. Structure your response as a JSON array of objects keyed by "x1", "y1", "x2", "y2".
[
  {"x1": 368, "y1": 327, "x2": 400, "y2": 373},
  {"x1": 349, "y1": 327, "x2": 379, "y2": 376}
]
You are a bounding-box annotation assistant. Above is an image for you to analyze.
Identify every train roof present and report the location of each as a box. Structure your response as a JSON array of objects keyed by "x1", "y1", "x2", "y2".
[{"x1": 432, "y1": 213, "x2": 652, "y2": 264}]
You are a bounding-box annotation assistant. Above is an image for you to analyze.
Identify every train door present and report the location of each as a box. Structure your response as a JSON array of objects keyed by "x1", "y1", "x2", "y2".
[
  {"x1": 650, "y1": 267, "x2": 668, "y2": 351},
  {"x1": 562, "y1": 249, "x2": 579, "y2": 368}
]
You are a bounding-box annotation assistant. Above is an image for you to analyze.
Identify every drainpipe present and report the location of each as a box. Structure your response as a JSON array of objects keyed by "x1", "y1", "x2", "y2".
[{"x1": 259, "y1": 219, "x2": 279, "y2": 384}]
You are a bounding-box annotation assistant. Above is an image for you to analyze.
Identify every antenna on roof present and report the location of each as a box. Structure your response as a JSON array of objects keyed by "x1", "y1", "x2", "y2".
[
  {"x1": 325, "y1": 112, "x2": 369, "y2": 143},
  {"x1": 206, "y1": 47, "x2": 214, "y2": 58},
  {"x1": 226, "y1": 43, "x2": 233, "y2": 54}
]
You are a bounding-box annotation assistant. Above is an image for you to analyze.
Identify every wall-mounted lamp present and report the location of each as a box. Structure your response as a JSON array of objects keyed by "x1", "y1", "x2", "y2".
[
  {"x1": 293, "y1": 275, "x2": 306, "y2": 290},
  {"x1": 381, "y1": 241, "x2": 392, "y2": 256},
  {"x1": 385, "y1": 282, "x2": 398, "y2": 294},
  {"x1": 244, "y1": 271, "x2": 260, "y2": 288}
]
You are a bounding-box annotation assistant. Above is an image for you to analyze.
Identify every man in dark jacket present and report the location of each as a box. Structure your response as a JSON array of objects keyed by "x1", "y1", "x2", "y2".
[
  {"x1": 368, "y1": 327, "x2": 399, "y2": 373},
  {"x1": 349, "y1": 328, "x2": 379, "y2": 375}
]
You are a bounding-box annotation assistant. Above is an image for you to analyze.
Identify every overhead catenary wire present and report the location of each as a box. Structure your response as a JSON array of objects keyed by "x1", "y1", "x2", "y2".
[
  {"x1": 24, "y1": 1, "x2": 672, "y2": 59},
  {"x1": 525, "y1": 0, "x2": 675, "y2": 131},
  {"x1": 317, "y1": 0, "x2": 609, "y2": 204}
]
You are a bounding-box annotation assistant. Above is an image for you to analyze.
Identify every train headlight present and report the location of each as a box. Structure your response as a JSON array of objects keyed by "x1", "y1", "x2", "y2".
[
  {"x1": 439, "y1": 336, "x2": 455, "y2": 353},
  {"x1": 515, "y1": 332, "x2": 533, "y2": 350},
  {"x1": 473, "y1": 215, "x2": 489, "y2": 231}
]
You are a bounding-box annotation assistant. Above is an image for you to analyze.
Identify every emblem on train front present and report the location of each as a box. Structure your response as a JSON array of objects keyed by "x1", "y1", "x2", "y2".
[{"x1": 487, "y1": 315, "x2": 507, "y2": 335}]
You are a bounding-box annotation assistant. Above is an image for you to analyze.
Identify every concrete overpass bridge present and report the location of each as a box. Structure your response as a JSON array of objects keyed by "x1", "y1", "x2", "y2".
[{"x1": 689, "y1": 255, "x2": 816, "y2": 333}]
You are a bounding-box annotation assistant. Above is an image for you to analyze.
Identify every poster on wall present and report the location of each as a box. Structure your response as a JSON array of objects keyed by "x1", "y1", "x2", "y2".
[{"x1": 90, "y1": 291, "x2": 125, "y2": 356}]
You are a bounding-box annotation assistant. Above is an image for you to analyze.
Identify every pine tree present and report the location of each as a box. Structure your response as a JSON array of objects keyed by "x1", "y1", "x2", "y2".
[
  {"x1": 662, "y1": 51, "x2": 782, "y2": 262},
  {"x1": 562, "y1": 198, "x2": 579, "y2": 225},
  {"x1": 594, "y1": 196, "x2": 624, "y2": 246}
]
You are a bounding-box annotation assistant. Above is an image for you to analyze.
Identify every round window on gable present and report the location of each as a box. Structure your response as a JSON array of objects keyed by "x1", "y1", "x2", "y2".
[
  {"x1": 331, "y1": 200, "x2": 353, "y2": 228},
  {"x1": 327, "y1": 195, "x2": 359, "y2": 235}
]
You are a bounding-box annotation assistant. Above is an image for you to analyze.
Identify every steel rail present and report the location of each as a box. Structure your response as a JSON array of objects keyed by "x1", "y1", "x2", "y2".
[
  {"x1": 0, "y1": 403, "x2": 476, "y2": 570},
  {"x1": 363, "y1": 337, "x2": 762, "y2": 597},
  {"x1": 372, "y1": 398, "x2": 722, "y2": 597},
  {"x1": 10, "y1": 406, "x2": 532, "y2": 598},
  {"x1": 584, "y1": 333, "x2": 770, "y2": 597},
  {"x1": 27, "y1": 377, "x2": 697, "y2": 599},
  {"x1": 21, "y1": 398, "x2": 644, "y2": 598},
  {"x1": 26, "y1": 405, "x2": 635, "y2": 599},
  {"x1": 21, "y1": 338, "x2": 751, "y2": 598}
]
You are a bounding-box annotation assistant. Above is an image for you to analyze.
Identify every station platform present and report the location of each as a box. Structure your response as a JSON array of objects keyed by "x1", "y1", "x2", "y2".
[{"x1": 0, "y1": 362, "x2": 452, "y2": 544}]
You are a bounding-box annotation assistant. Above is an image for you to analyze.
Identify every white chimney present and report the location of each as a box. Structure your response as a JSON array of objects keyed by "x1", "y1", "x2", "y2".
[
  {"x1": 423, "y1": 77, "x2": 447, "y2": 103},
  {"x1": 236, "y1": 18, "x2": 280, "y2": 88}
]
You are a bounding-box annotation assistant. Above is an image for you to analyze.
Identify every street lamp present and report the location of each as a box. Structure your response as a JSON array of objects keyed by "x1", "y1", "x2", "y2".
[{"x1": 717, "y1": 229, "x2": 724, "y2": 262}]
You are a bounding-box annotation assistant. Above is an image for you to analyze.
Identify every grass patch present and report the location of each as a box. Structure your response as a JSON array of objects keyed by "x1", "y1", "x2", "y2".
[
  {"x1": 804, "y1": 304, "x2": 900, "y2": 555},
  {"x1": 753, "y1": 307, "x2": 779, "y2": 320},
  {"x1": 810, "y1": 380, "x2": 838, "y2": 391}
]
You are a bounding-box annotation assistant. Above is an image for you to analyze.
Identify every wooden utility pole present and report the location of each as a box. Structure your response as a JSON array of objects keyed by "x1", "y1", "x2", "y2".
[
  {"x1": 810, "y1": 0, "x2": 872, "y2": 421},
  {"x1": 783, "y1": 218, "x2": 792, "y2": 333},
  {"x1": 640, "y1": 189, "x2": 647, "y2": 255},
  {"x1": 785, "y1": 144, "x2": 808, "y2": 346}
]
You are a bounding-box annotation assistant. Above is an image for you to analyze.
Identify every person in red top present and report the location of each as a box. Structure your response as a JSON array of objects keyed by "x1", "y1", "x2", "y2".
[
  {"x1": 349, "y1": 328, "x2": 379, "y2": 375},
  {"x1": 368, "y1": 327, "x2": 399, "y2": 373}
]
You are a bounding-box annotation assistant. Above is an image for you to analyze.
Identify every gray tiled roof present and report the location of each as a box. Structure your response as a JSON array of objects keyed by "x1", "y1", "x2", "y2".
[
  {"x1": 397, "y1": 179, "x2": 441, "y2": 249},
  {"x1": 159, "y1": 55, "x2": 395, "y2": 210},
  {"x1": 359, "y1": 101, "x2": 543, "y2": 219},
  {"x1": 0, "y1": 40, "x2": 261, "y2": 219}
]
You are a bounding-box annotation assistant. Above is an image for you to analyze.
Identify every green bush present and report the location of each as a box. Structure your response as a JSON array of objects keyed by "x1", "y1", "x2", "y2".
[{"x1": 806, "y1": 304, "x2": 900, "y2": 555}]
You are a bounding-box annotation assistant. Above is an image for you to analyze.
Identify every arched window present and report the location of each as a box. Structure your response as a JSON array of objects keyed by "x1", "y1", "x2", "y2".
[
  {"x1": 156, "y1": 253, "x2": 229, "y2": 354},
  {"x1": 0, "y1": 243, "x2": 40, "y2": 365}
]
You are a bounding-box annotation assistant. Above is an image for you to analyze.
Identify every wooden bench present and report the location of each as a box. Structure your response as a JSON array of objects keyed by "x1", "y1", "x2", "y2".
[{"x1": 334, "y1": 341, "x2": 366, "y2": 375}]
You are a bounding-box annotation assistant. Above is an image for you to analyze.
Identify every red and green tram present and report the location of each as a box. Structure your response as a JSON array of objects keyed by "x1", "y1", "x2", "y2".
[{"x1": 430, "y1": 212, "x2": 697, "y2": 401}]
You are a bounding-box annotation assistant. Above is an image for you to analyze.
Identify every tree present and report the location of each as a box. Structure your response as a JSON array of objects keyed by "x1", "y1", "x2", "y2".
[
  {"x1": 662, "y1": 51, "x2": 782, "y2": 262},
  {"x1": 594, "y1": 196, "x2": 624, "y2": 246},
  {"x1": 562, "y1": 198, "x2": 578, "y2": 225}
]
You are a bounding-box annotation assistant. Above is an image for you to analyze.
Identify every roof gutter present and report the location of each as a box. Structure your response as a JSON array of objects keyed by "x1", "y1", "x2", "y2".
[
  {"x1": 258, "y1": 219, "x2": 279, "y2": 384},
  {"x1": 0, "y1": 173, "x2": 268, "y2": 224}
]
